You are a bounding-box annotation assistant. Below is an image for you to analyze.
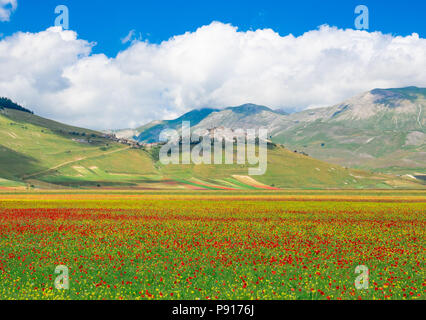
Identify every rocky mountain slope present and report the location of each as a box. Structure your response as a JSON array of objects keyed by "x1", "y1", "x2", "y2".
[
  {"x1": 127, "y1": 87, "x2": 425, "y2": 176},
  {"x1": 273, "y1": 87, "x2": 425, "y2": 175}
]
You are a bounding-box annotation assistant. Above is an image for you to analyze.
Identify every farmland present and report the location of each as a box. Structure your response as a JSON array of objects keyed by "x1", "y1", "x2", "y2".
[{"x1": 0, "y1": 190, "x2": 424, "y2": 300}]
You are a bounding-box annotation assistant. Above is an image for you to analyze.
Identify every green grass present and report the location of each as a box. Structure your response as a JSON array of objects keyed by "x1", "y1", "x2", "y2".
[
  {"x1": 155, "y1": 145, "x2": 421, "y2": 189},
  {"x1": 0, "y1": 109, "x2": 142, "y2": 186},
  {"x1": 0, "y1": 178, "x2": 26, "y2": 187},
  {"x1": 0, "y1": 109, "x2": 424, "y2": 190}
]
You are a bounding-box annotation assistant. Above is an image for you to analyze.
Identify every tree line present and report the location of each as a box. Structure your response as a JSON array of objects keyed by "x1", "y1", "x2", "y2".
[{"x1": 0, "y1": 97, "x2": 34, "y2": 114}]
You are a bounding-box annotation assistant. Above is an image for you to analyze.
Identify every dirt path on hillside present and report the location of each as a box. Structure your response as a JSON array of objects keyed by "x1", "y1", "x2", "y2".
[{"x1": 22, "y1": 146, "x2": 131, "y2": 179}]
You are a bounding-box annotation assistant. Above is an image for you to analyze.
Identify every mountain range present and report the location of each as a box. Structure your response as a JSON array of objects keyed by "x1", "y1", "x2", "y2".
[
  {"x1": 0, "y1": 87, "x2": 424, "y2": 190},
  {"x1": 116, "y1": 87, "x2": 425, "y2": 177}
]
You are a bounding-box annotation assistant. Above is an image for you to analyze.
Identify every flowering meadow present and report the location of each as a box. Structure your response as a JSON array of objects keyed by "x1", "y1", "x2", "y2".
[{"x1": 0, "y1": 192, "x2": 424, "y2": 300}]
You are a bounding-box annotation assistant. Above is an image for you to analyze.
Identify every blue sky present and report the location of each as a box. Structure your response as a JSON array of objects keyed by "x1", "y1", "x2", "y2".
[
  {"x1": 1, "y1": 0, "x2": 425, "y2": 57},
  {"x1": 1, "y1": 0, "x2": 425, "y2": 129}
]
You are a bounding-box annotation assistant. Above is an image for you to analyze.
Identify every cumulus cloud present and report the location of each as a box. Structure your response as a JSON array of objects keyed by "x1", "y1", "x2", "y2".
[
  {"x1": 0, "y1": 22, "x2": 425, "y2": 129},
  {"x1": 0, "y1": 0, "x2": 17, "y2": 22}
]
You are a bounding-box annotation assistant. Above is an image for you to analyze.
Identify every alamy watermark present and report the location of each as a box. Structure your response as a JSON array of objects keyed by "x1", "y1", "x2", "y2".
[
  {"x1": 54, "y1": 5, "x2": 69, "y2": 30},
  {"x1": 159, "y1": 122, "x2": 268, "y2": 176},
  {"x1": 354, "y1": 5, "x2": 369, "y2": 30},
  {"x1": 354, "y1": 265, "x2": 369, "y2": 290},
  {"x1": 54, "y1": 265, "x2": 69, "y2": 290},
  {"x1": 53, "y1": 5, "x2": 368, "y2": 32}
]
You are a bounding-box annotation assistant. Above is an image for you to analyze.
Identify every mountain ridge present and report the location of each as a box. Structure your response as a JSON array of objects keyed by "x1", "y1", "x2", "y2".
[
  {"x1": 121, "y1": 86, "x2": 425, "y2": 175},
  {"x1": 0, "y1": 104, "x2": 422, "y2": 189},
  {"x1": 0, "y1": 86, "x2": 424, "y2": 189}
]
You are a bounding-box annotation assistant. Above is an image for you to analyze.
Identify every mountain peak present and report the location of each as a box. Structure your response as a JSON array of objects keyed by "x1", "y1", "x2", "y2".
[
  {"x1": 370, "y1": 86, "x2": 424, "y2": 95},
  {"x1": 370, "y1": 87, "x2": 426, "y2": 107},
  {"x1": 171, "y1": 107, "x2": 219, "y2": 124},
  {"x1": 225, "y1": 103, "x2": 273, "y2": 115}
]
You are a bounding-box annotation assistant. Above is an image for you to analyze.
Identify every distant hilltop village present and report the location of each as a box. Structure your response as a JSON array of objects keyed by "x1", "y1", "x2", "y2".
[
  {"x1": 102, "y1": 126, "x2": 273, "y2": 148},
  {"x1": 102, "y1": 127, "x2": 317, "y2": 163},
  {"x1": 101, "y1": 133, "x2": 158, "y2": 148}
]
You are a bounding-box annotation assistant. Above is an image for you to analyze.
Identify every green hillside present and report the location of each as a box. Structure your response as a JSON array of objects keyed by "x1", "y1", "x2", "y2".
[
  {"x1": 155, "y1": 145, "x2": 422, "y2": 189},
  {"x1": 0, "y1": 107, "x2": 423, "y2": 190},
  {"x1": 0, "y1": 108, "x2": 130, "y2": 186}
]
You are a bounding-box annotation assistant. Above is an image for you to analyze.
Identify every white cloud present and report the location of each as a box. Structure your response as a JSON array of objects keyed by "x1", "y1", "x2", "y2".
[
  {"x1": 121, "y1": 29, "x2": 135, "y2": 44},
  {"x1": 0, "y1": 0, "x2": 17, "y2": 22},
  {"x1": 0, "y1": 22, "x2": 426, "y2": 129}
]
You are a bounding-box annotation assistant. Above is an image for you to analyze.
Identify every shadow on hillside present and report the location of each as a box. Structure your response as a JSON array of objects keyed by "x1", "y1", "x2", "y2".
[{"x1": 0, "y1": 146, "x2": 47, "y2": 181}]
